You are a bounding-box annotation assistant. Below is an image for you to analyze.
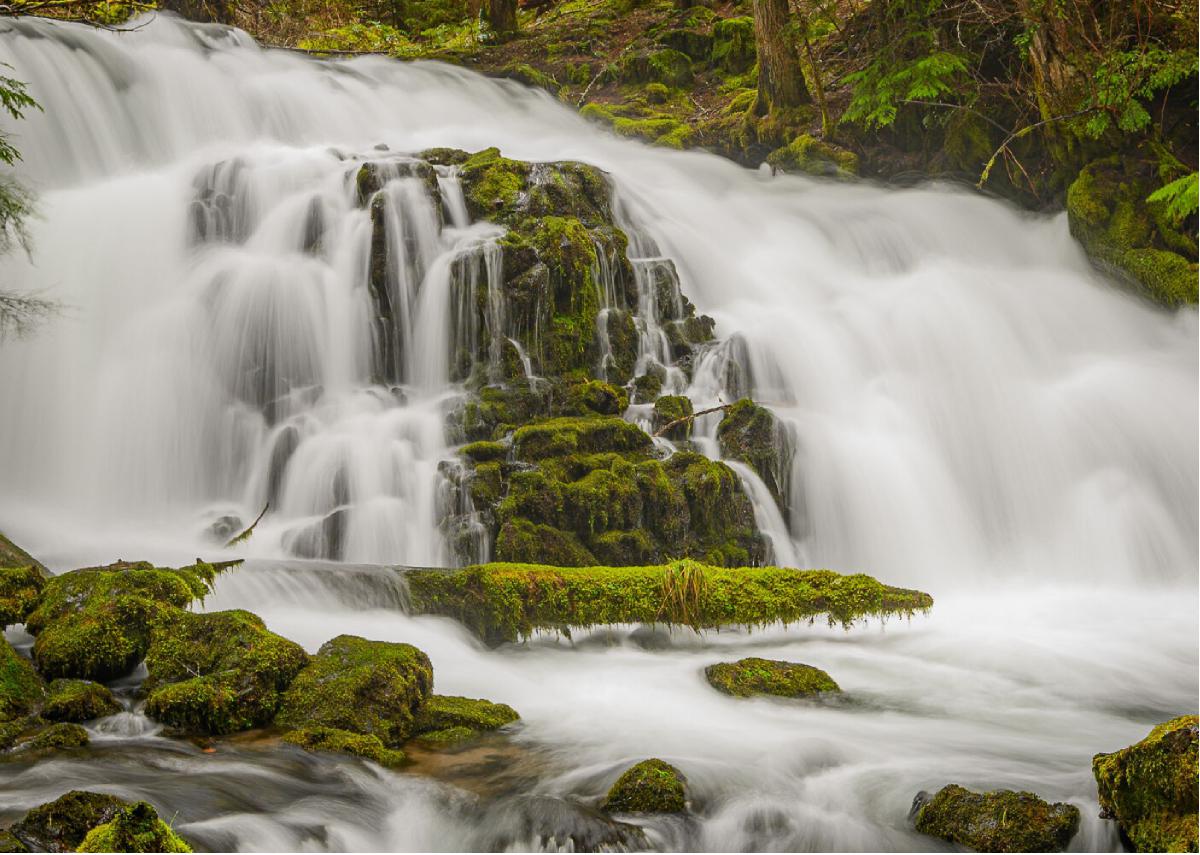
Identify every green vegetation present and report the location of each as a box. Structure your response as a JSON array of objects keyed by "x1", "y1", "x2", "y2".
[
  {"x1": 704, "y1": 657, "x2": 840, "y2": 698},
  {"x1": 77, "y1": 802, "x2": 193, "y2": 853},
  {"x1": 275, "y1": 635, "x2": 433, "y2": 745},
  {"x1": 0, "y1": 637, "x2": 44, "y2": 720},
  {"x1": 43, "y1": 678, "x2": 120, "y2": 722},
  {"x1": 912, "y1": 784, "x2": 1080, "y2": 852},
  {"x1": 1092, "y1": 715, "x2": 1199, "y2": 853},
  {"x1": 7, "y1": 791, "x2": 126, "y2": 853},
  {"x1": 0, "y1": 564, "x2": 44, "y2": 627},
  {"x1": 717, "y1": 398, "x2": 789, "y2": 507},
  {"x1": 404, "y1": 560, "x2": 933, "y2": 645},
  {"x1": 282, "y1": 726, "x2": 408, "y2": 767},
  {"x1": 412, "y1": 694, "x2": 519, "y2": 733},
  {"x1": 601, "y1": 758, "x2": 687, "y2": 813},
  {"x1": 17, "y1": 721, "x2": 89, "y2": 751}
]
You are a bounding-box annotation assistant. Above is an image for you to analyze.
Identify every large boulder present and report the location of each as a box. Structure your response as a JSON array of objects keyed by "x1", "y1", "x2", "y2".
[
  {"x1": 1092, "y1": 714, "x2": 1198, "y2": 853},
  {"x1": 8, "y1": 791, "x2": 127, "y2": 853},
  {"x1": 601, "y1": 759, "x2": 687, "y2": 814},
  {"x1": 0, "y1": 637, "x2": 45, "y2": 721},
  {"x1": 77, "y1": 802, "x2": 192, "y2": 853},
  {"x1": 275, "y1": 635, "x2": 433, "y2": 746},
  {"x1": 0, "y1": 564, "x2": 44, "y2": 628},
  {"x1": 143, "y1": 609, "x2": 308, "y2": 735},
  {"x1": 43, "y1": 679, "x2": 120, "y2": 722},
  {"x1": 704, "y1": 657, "x2": 839, "y2": 698},
  {"x1": 911, "y1": 784, "x2": 1080, "y2": 852}
]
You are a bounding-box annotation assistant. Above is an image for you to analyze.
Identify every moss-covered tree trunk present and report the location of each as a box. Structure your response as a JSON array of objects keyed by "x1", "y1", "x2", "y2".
[
  {"x1": 752, "y1": 0, "x2": 810, "y2": 115},
  {"x1": 487, "y1": 0, "x2": 518, "y2": 35}
]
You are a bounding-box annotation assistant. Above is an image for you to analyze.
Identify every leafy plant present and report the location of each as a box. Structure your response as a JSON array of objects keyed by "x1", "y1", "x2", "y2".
[{"x1": 1147, "y1": 172, "x2": 1199, "y2": 225}]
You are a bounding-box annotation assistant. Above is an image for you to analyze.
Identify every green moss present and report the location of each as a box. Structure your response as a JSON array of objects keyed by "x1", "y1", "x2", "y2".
[
  {"x1": 912, "y1": 784, "x2": 1080, "y2": 852},
  {"x1": 0, "y1": 831, "x2": 27, "y2": 852},
  {"x1": 411, "y1": 725, "x2": 477, "y2": 747},
  {"x1": 8, "y1": 791, "x2": 126, "y2": 853},
  {"x1": 711, "y1": 16, "x2": 755, "y2": 73},
  {"x1": 653, "y1": 395, "x2": 693, "y2": 439},
  {"x1": 499, "y1": 63, "x2": 560, "y2": 94},
  {"x1": 77, "y1": 802, "x2": 192, "y2": 853},
  {"x1": 643, "y1": 82, "x2": 670, "y2": 104},
  {"x1": 621, "y1": 49, "x2": 693, "y2": 88},
  {"x1": 275, "y1": 635, "x2": 433, "y2": 746},
  {"x1": 704, "y1": 657, "x2": 839, "y2": 698},
  {"x1": 513, "y1": 417, "x2": 651, "y2": 460},
  {"x1": 413, "y1": 694, "x2": 519, "y2": 733},
  {"x1": 0, "y1": 565, "x2": 44, "y2": 628},
  {"x1": 18, "y1": 722, "x2": 89, "y2": 751},
  {"x1": 1092, "y1": 715, "x2": 1198, "y2": 852},
  {"x1": 461, "y1": 440, "x2": 508, "y2": 463},
  {"x1": 601, "y1": 758, "x2": 687, "y2": 813},
  {"x1": 282, "y1": 726, "x2": 407, "y2": 767},
  {"x1": 0, "y1": 532, "x2": 47, "y2": 577},
  {"x1": 565, "y1": 380, "x2": 629, "y2": 417},
  {"x1": 143, "y1": 609, "x2": 308, "y2": 735},
  {"x1": 495, "y1": 519, "x2": 597, "y2": 567},
  {"x1": 0, "y1": 638, "x2": 44, "y2": 721},
  {"x1": 43, "y1": 679, "x2": 120, "y2": 722},
  {"x1": 766, "y1": 135, "x2": 859, "y2": 178},
  {"x1": 404, "y1": 560, "x2": 933, "y2": 645},
  {"x1": 460, "y1": 147, "x2": 531, "y2": 219},
  {"x1": 718, "y1": 398, "x2": 788, "y2": 507}
]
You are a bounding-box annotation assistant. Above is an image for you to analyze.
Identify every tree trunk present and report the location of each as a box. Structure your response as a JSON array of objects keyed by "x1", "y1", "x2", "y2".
[
  {"x1": 752, "y1": 0, "x2": 810, "y2": 114},
  {"x1": 487, "y1": 0, "x2": 517, "y2": 34}
]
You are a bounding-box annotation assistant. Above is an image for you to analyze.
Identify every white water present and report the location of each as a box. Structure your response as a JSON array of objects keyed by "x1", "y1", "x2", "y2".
[{"x1": 0, "y1": 15, "x2": 1195, "y2": 852}]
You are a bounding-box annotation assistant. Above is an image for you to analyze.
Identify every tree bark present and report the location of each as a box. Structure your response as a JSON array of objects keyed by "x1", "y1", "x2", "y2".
[
  {"x1": 487, "y1": 0, "x2": 517, "y2": 34},
  {"x1": 752, "y1": 0, "x2": 810, "y2": 114}
]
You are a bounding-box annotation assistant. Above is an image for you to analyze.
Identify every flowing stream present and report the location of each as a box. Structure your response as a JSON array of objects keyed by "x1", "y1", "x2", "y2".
[{"x1": 0, "y1": 15, "x2": 1196, "y2": 852}]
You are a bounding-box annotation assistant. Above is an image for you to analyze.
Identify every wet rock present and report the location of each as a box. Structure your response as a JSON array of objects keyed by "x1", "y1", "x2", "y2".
[
  {"x1": 8, "y1": 790, "x2": 126, "y2": 853},
  {"x1": 601, "y1": 758, "x2": 687, "y2": 814},
  {"x1": 766, "y1": 134, "x2": 860, "y2": 179},
  {"x1": 911, "y1": 784, "x2": 1080, "y2": 852},
  {"x1": 281, "y1": 726, "x2": 407, "y2": 767},
  {"x1": 413, "y1": 695, "x2": 520, "y2": 740},
  {"x1": 77, "y1": 801, "x2": 192, "y2": 853},
  {"x1": 652, "y1": 395, "x2": 693, "y2": 441},
  {"x1": 16, "y1": 722, "x2": 89, "y2": 752},
  {"x1": 482, "y1": 794, "x2": 649, "y2": 851},
  {"x1": 1092, "y1": 714, "x2": 1198, "y2": 853},
  {"x1": 564, "y1": 380, "x2": 629, "y2": 417},
  {"x1": 43, "y1": 679, "x2": 120, "y2": 722},
  {"x1": 0, "y1": 637, "x2": 45, "y2": 721},
  {"x1": 461, "y1": 440, "x2": 508, "y2": 464},
  {"x1": 704, "y1": 657, "x2": 840, "y2": 698},
  {"x1": 203, "y1": 514, "x2": 243, "y2": 544},
  {"x1": 512, "y1": 416, "x2": 651, "y2": 460},
  {"x1": 143, "y1": 609, "x2": 308, "y2": 735},
  {"x1": 275, "y1": 635, "x2": 433, "y2": 746},
  {"x1": 718, "y1": 398, "x2": 790, "y2": 509}
]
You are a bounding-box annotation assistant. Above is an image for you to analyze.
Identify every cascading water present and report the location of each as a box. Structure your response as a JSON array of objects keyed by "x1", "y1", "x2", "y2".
[{"x1": 0, "y1": 14, "x2": 1195, "y2": 853}]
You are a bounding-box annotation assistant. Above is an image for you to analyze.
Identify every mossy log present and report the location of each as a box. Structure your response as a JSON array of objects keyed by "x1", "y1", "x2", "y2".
[{"x1": 401, "y1": 560, "x2": 932, "y2": 645}]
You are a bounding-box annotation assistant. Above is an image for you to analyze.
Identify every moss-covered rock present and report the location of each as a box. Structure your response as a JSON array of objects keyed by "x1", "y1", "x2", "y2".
[
  {"x1": 16, "y1": 722, "x2": 89, "y2": 752},
  {"x1": 766, "y1": 134, "x2": 860, "y2": 179},
  {"x1": 42, "y1": 679, "x2": 120, "y2": 723},
  {"x1": 704, "y1": 657, "x2": 839, "y2": 698},
  {"x1": 281, "y1": 726, "x2": 407, "y2": 767},
  {"x1": 405, "y1": 560, "x2": 933, "y2": 645},
  {"x1": 1067, "y1": 158, "x2": 1198, "y2": 308},
  {"x1": 461, "y1": 440, "x2": 508, "y2": 463},
  {"x1": 652, "y1": 395, "x2": 693, "y2": 440},
  {"x1": 912, "y1": 784, "x2": 1080, "y2": 852},
  {"x1": 0, "y1": 565, "x2": 44, "y2": 629},
  {"x1": 513, "y1": 417, "x2": 651, "y2": 460},
  {"x1": 0, "y1": 830, "x2": 27, "y2": 852},
  {"x1": 620, "y1": 49, "x2": 693, "y2": 88},
  {"x1": 717, "y1": 398, "x2": 790, "y2": 508},
  {"x1": 77, "y1": 802, "x2": 192, "y2": 853},
  {"x1": 275, "y1": 635, "x2": 433, "y2": 746},
  {"x1": 413, "y1": 694, "x2": 519, "y2": 734},
  {"x1": 710, "y1": 16, "x2": 755, "y2": 73},
  {"x1": 7, "y1": 790, "x2": 126, "y2": 853},
  {"x1": 411, "y1": 725, "x2": 478, "y2": 747},
  {"x1": 143, "y1": 609, "x2": 308, "y2": 735},
  {"x1": 27, "y1": 560, "x2": 224, "y2": 682},
  {"x1": 565, "y1": 380, "x2": 629, "y2": 417},
  {"x1": 601, "y1": 758, "x2": 687, "y2": 814},
  {"x1": 0, "y1": 532, "x2": 47, "y2": 578},
  {"x1": 0, "y1": 638, "x2": 44, "y2": 722},
  {"x1": 1092, "y1": 714, "x2": 1198, "y2": 853}
]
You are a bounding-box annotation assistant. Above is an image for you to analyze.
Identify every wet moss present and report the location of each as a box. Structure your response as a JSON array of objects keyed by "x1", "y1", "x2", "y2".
[
  {"x1": 0, "y1": 830, "x2": 27, "y2": 852},
  {"x1": 766, "y1": 135, "x2": 860, "y2": 178},
  {"x1": 461, "y1": 440, "x2": 508, "y2": 463},
  {"x1": 565, "y1": 380, "x2": 629, "y2": 417},
  {"x1": 143, "y1": 609, "x2": 309, "y2": 735},
  {"x1": 282, "y1": 726, "x2": 408, "y2": 767},
  {"x1": 77, "y1": 802, "x2": 192, "y2": 853},
  {"x1": 601, "y1": 758, "x2": 687, "y2": 814},
  {"x1": 718, "y1": 398, "x2": 789, "y2": 508},
  {"x1": 8, "y1": 790, "x2": 126, "y2": 853},
  {"x1": 0, "y1": 565, "x2": 44, "y2": 628},
  {"x1": 652, "y1": 395, "x2": 693, "y2": 440},
  {"x1": 495, "y1": 519, "x2": 597, "y2": 567},
  {"x1": 43, "y1": 679, "x2": 120, "y2": 723},
  {"x1": 0, "y1": 638, "x2": 44, "y2": 721},
  {"x1": 275, "y1": 635, "x2": 433, "y2": 746},
  {"x1": 413, "y1": 694, "x2": 519, "y2": 734},
  {"x1": 912, "y1": 784, "x2": 1080, "y2": 852},
  {"x1": 460, "y1": 147, "x2": 531, "y2": 220},
  {"x1": 513, "y1": 417, "x2": 651, "y2": 460},
  {"x1": 404, "y1": 560, "x2": 933, "y2": 645},
  {"x1": 704, "y1": 657, "x2": 839, "y2": 698},
  {"x1": 1092, "y1": 714, "x2": 1198, "y2": 853},
  {"x1": 411, "y1": 725, "x2": 477, "y2": 747},
  {"x1": 17, "y1": 722, "x2": 89, "y2": 752}
]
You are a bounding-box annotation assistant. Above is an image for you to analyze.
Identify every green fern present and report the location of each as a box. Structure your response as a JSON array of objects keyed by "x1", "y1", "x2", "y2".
[{"x1": 1147, "y1": 172, "x2": 1199, "y2": 225}]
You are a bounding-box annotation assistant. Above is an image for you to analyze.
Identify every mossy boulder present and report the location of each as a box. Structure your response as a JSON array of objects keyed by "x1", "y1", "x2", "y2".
[
  {"x1": 16, "y1": 722, "x2": 89, "y2": 752},
  {"x1": 1092, "y1": 714, "x2": 1198, "y2": 852},
  {"x1": 512, "y1": 417, "x2": 651, "y2": 460},
  {"x1": 0, "y1": 638, "x2": 44, "y2": 721},
  {"x1": 601, "y1": 758, "x2": 687, "y2": 814},
  {"x1": 413, "y1": 694, "x2": 519, "y2": 735},
  {"x1": 620, "y1": 49, "x2": 693, "y2": 88},
  {"x1": 143, "y1": 609, "x2": 309, "y2": 735},
  {"x1": 275, "y1": 635, "x2": 433, "y2": 746},
  {"x1": 281, "y1": 726, "x2": 407, "y2": 767},
  {"x1": 43, "y1": 679, "x2": 120, "y2": 723},
  {"x1": 461, "y1": 440, "x2": 508, "y2": 463},
  {"x1": 77, "y1": 802, "x2": 192, "y2": 853},
  {"x1": 718, "y1": 399, "x2": 789, "y2": 508},
  {"x1": 652, "y1": 395, "x2": 693, "y2": 440},
  {"x1": 704, "y1": 657, "x2": 839, "y2": 698},
  {"x1": 7, "y1": 790, "x2": 126, "y2": 853},
  {"x1": 911, "y1": 784, "x2": 1080, "y2": 852},
  {"x1": 0, "y1": 564, "x2": 44, "y2": 628},
  {"x1": 1067, "y1": 158, "x2": 1198, "y2": 308},
  {"x1": 565, "y1": 380, "x2": 629, "y2": 417},
  {"x1": 767, "y1": 135, "x2": 860, "y2": 179},
  {"x1": 27, "y1": 560, "x2": 222, "y2": 682}
]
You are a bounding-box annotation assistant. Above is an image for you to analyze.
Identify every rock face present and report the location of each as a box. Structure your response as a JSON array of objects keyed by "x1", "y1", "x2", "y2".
[
  {"x1": 275, "y1": 635, "x2": 433, "y2": 746},
  {"x1": 8, "y1": 790, "x2": 127, "y2": 853},
  {"x1": 911, "y1": 784, "x2": 1080, "y2": 852},
  {"x1": 601, "y1": 758, "x2": 687, "y2": 814},
  {"x1": 704, "y1": 657, "x2": 839, "y2": 698},
  {"x1": 1092, "y1": 714, "x2": 1199, "y2": 853},
  {"x1": 143, "y1": 609, "x2": 309, "y2": 735}
]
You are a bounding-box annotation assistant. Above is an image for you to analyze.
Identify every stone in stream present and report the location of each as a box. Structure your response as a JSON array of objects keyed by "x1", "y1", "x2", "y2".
[
  {"x1": 601, "y1": 758, "x2": 688, "y2": 814},
  {"x1": 704, "y1": 657, "x2": 840, "y2": 698},
  {"x1": 42, "y1": 678, "x2": 121, "y2": 723},
  {"x1": 410, "y1": 694, "x2": 520, "y2": 748},
  {"x1": 77, "y1": 801, "x2": 192, "y2": 853},
  {"x1": 911, "y1": 784, "x2": 1080, "y2": 852},
  {"x1": 281, "y1": 726, "x2": 408, "y2": 768},
  {"x1": 7, "y1": 790, "x2": 127, "y2": 853},
  {"x1": 1092, "y1": 714, "x2": 1198, "y2": 853}
]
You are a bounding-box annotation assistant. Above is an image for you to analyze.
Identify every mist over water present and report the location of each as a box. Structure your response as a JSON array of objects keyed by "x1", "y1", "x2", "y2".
[{"x1": 0, "y1": 14, "x2": 1195, "y2": 852}]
